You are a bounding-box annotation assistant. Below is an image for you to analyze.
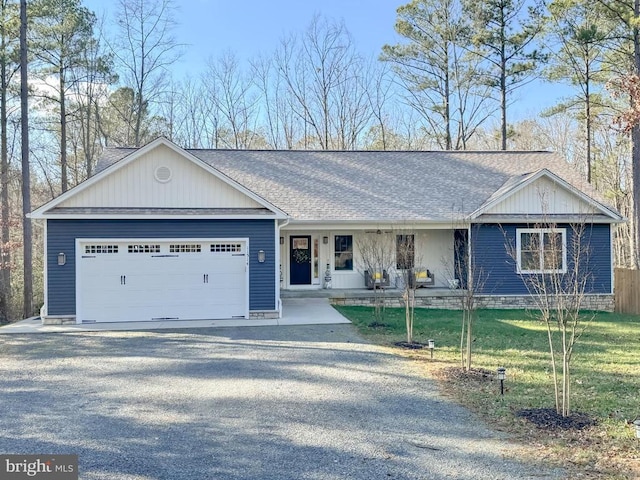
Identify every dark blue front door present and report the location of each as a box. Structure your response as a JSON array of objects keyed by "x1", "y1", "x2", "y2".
[{"x1": 290, "y1": 236, "x2": 312, "y2": 285}]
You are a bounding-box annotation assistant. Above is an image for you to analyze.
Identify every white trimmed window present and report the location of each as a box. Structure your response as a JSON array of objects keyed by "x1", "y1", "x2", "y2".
[
  {"x1": 334, "y1": 235, "x2": 353, "y2": 271},
  {"x1": 516, "y1": 228, "x2": 567, "y2": 274}
]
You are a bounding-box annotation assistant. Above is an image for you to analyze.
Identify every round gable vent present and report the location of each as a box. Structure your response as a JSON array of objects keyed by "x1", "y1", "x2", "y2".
[{"x1": 154, "y1": 166, "x2": 172, "y2": 183}]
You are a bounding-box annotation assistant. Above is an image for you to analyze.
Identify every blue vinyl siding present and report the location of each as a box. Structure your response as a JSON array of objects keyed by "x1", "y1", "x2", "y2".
[
  {"x1": 473, "y1": 223, "x2": 612, "y2": 295},
  {"x1": 47, "y1": 219, "x2": 277, "y2": 315}
]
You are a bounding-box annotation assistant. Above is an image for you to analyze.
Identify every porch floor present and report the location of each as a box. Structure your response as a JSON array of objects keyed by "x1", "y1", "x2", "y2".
[{"x1": 281, "y1": 287, "x2": 464, "y2": 299}]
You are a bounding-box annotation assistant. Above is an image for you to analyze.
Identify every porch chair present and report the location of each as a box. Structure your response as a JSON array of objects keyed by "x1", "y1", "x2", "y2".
[
  {"x1": 365, "y1": 270, "x2": 390, "y2": 289},
  {"x1": 414, "y1": 267, "x2": 435, "y2": 288}
]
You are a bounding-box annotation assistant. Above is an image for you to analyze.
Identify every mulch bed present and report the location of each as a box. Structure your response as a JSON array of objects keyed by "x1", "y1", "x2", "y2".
[
  {"x1": 444, "y1": 367, "x2": 495, "y2": 380},
  {"x1": 516, "y1": 408, "x2": 596, "y2": 431},
  {"x1": 437, "y1": 367, "x2": 597, "y2": 432},
  {"x1": 368, "y1": 321, "x2": 388, "y2": 328}
]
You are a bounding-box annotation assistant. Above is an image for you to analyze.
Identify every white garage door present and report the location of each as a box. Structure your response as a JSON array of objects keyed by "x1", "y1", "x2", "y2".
[{"x1": 77, "y1": 239, "x2": 248, "y2": 323}]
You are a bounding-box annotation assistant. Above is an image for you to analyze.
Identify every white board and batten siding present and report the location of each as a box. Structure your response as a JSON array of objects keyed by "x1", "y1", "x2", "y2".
[
  {"x1": 59, "y1": 144, "x2": 262, "y2": 209},
  {"x1": 485, "y1": 176, "x2": 597, "y2": 216},
  {"x1": 76, "y1": 238, "x2": 249, "y2": 323}
]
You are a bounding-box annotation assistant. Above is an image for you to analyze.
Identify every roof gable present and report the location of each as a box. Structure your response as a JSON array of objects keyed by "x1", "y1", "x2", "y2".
[
  {"x1": 472, "y1": 169, "x2": 622, "y2": 221},
  {"x1": 30, "y1": 138, "x2": 287, "y2": 219}
]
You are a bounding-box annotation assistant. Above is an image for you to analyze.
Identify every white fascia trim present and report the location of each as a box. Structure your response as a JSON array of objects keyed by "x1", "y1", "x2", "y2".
[
  {"x1": 610, "y1": 223, "x2": 615, "y2": 295},
  {"x1": 29, "y1": 137, "x2": 289, "y2": 220},
  {"x1": 42, "y1": 221, "x2": 48, "y2": 317},
  {"x1": 33, "y1": 214, "x2": 280, "y2": 220},
  {"x1": 473, "y1": 215, "x2": 622, "y2": 224},
  {"x1": 470, "y1": 169, "x2": 623, "y2": 222},
  {"x1": 282, "y1": 220, "x2": 469, "y2": 230}
]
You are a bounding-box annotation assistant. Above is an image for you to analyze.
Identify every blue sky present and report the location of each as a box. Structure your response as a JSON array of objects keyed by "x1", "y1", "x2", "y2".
[
  {"x1": 85, "y1": 0, "x2": 566, "y2": 120},
  {"x1": 86, "y1": 0, "x2": 400, "y2": 65}
]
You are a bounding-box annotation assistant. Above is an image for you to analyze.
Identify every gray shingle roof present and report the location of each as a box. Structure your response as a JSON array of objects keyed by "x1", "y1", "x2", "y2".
[{"x1": 96, "y1": 148, "x2": 607, "y2": 222}]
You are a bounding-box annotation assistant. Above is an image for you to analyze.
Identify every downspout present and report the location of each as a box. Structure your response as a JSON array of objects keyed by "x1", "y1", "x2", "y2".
[{"x1": 276, "y1": 218, "x2": 290, "y2": 318}]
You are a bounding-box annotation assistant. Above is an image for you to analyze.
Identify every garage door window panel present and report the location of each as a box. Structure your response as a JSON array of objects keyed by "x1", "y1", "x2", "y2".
[
  {"x1": 128, "y1": 244, "x2": 160, "y2": 253},
  {"x1": 211, "y1": 243, "x2": 243, "y2": 253},
  {"x1": 170, "y1": 244, "x2": 202, "y2": 253},
  {"x1": 85, "y1": 244, "x2": 118, "y2": 254}
]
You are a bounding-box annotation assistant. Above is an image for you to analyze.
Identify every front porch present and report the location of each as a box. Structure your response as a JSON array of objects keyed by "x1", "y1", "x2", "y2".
[
  {"x1": 279, "y1": 227, "x2": 467, "y2": 291},
  {"x1": 281, "y1": 287, "x2": 466, "y2": 309}
]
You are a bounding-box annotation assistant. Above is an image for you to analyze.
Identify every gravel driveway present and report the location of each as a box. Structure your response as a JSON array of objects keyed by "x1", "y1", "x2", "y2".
[{"x1": 0, "y1": 324, "x2": 564, "y2": 480}]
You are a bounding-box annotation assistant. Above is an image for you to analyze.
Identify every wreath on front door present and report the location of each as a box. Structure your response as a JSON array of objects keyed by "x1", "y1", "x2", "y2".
[{"x1": 293, "y1": 249, "x2": 310, "y2": 264}]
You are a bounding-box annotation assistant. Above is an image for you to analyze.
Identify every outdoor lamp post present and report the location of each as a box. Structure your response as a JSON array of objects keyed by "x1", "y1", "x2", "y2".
[
  {"x1": 428, "y1": 339, "x2": 435, "y2": 360},
  {"x1": 497, "y1": 367, "x2": 506, "y2": 396}
]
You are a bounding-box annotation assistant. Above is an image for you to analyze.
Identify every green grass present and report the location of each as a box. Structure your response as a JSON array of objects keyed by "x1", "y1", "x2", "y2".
[{"x1": 335, "y1": 305, "x2": 640, "y2": 477}]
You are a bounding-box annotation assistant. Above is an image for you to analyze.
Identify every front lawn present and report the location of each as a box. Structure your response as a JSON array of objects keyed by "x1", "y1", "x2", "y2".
[{"x1": 335, "y1": 306, "x2": 640, "y2": 479}]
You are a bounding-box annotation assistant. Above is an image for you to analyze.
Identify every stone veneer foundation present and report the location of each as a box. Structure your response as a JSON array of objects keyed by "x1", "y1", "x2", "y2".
[{"x1": 330, "y1": 294, "x2": 614, "y2": 312}]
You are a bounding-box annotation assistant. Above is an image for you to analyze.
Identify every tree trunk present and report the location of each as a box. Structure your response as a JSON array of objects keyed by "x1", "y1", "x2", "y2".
[
  {"x1": 0, "y1": 9, "x2": 9, "y2": 323},
  {"x1": 465, "y1": 310, "x2": 472, "y2": 372},
  {"x1": 20, "y1": 0, "x2": 32, "y2": 319},
  {"x1": 444, "y1": 48, "x2": 452, "y2": 150},
  {"x1": 546, "y1": 322, "x2": 560, "y2": 415},
  {"x1": 585, "y1": 62, "x2": 592, "y2": 184},
  {"x1": 60, "y1": 66, "x2": 67, "y2": 192},
  {"x1": 460, "y1": 311, "x2": 466, "y2": 368},
  {"x1": 634, "y1": 1, "x2": 640, "y2": 268},
  {"x1": 500, "y1": 4, "x2": 507, "y2": 151},
  {"x1": 85, "y1": 95, "x2": 93, "y2": 178}
]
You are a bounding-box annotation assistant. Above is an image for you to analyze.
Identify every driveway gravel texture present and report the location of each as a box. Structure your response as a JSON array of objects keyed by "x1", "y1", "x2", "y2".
[{"x1": 0, "y1": 324, "x2": 565, "y2": 480}]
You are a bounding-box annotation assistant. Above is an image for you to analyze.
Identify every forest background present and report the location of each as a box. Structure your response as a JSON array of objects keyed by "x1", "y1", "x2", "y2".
[{"x1": 3, "y1": 0, "x2": 639, "y2": 321}]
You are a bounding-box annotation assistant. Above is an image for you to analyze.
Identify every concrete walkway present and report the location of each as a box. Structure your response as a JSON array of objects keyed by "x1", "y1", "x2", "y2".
[{"x1": 0, "y1": 298, "x2": 350, "y2": 334}]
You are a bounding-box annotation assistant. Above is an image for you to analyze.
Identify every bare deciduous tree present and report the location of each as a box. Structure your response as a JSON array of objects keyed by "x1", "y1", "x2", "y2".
[
  {"x1": 442, "y1": 225, "x2": 487, "y2": 372},
  {"x1": 274, "y1": 15, "x2": 371, "y2": 150},
  {"x1": 396, "y1": 232, "x2": 417, "y2": 345},
  {"x1": 111, "y1": 0, "x2": 181, "y2": 147},
  {"x1": 506, "y1": 203, "x2": 595, "y2": 416},
  {"x1": 205, "y1": 52, "x2": 259, "y2": 149},
  {"x1": 356, "y1": 231, "x2": 396, "y2": 325}
]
